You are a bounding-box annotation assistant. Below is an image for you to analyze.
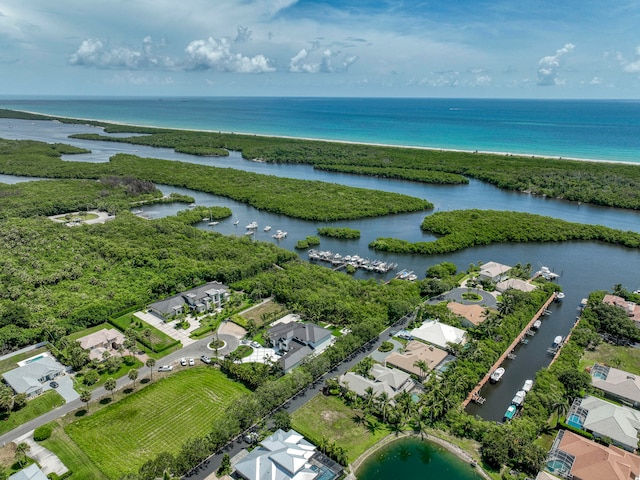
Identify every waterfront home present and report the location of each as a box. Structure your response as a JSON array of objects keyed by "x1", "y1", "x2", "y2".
[
  {"x1": 566, "y1": 395, "x2": 640, "y2": 452},
  {"x1": 77, "y1": 328, "x2": 126, "y2": 361},
  {"x1": 495, "y1": 278, "x2": 537, "y2": 293},
  {"x1": 546, "y1": 429, "x2": 640, "y2": 480},
  {"x1": 2, "y1": 356, "x2": 65, "y2": 398},
  {"x1": 477, "y1": 261, "x2": 512, "y2": 283},
  {"x1": 340, "y1": 364, "x2": 412, "y2": 400},
  {"x1": 267, "y1": 319, "x2": 332, "y2": 372},
  {"x1": 409, "y1": 320, "x2": 466, "y2": 350},
  {"x1": 590, "y1": 363, "x2": 640, "y2": 409},
  {"x1": 234, "y1": 429, "x2": 341, "y2": 480},
  {"x1": 147, "y1": 281, "x2": 228, "y2": 321},
  {"x1": 602, "y1": 294, "x2": 640, "y2": 326},
  {"x1": 446, "y1": 302, "x2": 487, "y2": 328},
  {"x1": 384, "y1": 340, "x2": 448, "y2": 377}
]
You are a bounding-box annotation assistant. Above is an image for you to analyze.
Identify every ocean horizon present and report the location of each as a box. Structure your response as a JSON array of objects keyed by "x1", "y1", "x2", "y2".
[{"x1": 2, "y1": 96, "x2": 640, "y2": 163}]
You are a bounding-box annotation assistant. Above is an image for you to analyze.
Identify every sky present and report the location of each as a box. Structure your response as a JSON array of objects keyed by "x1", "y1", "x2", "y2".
[{"x1": 1, "y1": 0, "x2": 640, "y2": 98}]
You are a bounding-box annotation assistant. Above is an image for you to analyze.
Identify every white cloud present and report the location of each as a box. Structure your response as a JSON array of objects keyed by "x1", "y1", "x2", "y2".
[
  {"x1": 69, "y1": 37, "x2": 174, "y2": 69},
  {"x1": 537, "y1": 43, "x2": 575, "y2": 86},
  {"x1": 184, "y1": 37, "x2": 274, "y2": 72},
  {"x1": 614, "y1": 45, "x2": 640, "y2": 73},
  {"x1": 289, "y1": 46, "x2": 359, "y2": 73}
]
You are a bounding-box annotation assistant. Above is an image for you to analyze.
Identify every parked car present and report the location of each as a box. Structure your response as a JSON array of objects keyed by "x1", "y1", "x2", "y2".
[
  {"x1": 180, "y1": 358, "x2": 187, "y2": 366},
  {"x1": 250, "y1": 341, "x2": 261, "y2": 348},
  {"x1": 158, "y1": 365, "x2": 173, "y2": 372},
  {"x1": 200, "y1": 355, "x2": 211, "y2": 364},
  {"x1": 189, "y1": 358, "x2": 195, "y2": 366},
  {"x1": 49, "y1": 381, "x2": 59, "y2": 389}
]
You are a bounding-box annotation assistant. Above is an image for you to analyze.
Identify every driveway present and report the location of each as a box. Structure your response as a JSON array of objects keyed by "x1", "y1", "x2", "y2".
[
  {"x1": 240, "y1": 346, "x2": 278, "y2": 364},
  {"x1": 437, "y1": 287, "x2": 498, "y2": 309},
  {"x1": 370, "y1": 338, "x2": 403, "y2": 363},
  {"x1": 134, "y1": 311, "x2": 201, "y2": 346},
  {"x1": 46, "y1": 374, "x2": 79, "y2": 403},
  {"x1": 15, "y1": 431, "x2": 68, "y2": 476}
]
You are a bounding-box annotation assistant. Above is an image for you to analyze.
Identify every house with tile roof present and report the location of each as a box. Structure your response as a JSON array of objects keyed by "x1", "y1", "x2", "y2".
[
  {"x1": 2, "y1": 356, "x2": 65, "y2": 398},
  {"x1": 267, "y1": 320, "x2": 333, "y2": 372},
  {"x1": 496, "y1": 278, "x2": 537, "y2": 293},
  {"x1": 446, "y1": 302, "x2": 487, "y2": 328},
  {"x1": 77, "y1": 328, "x2": 126, "y2": 361},
  {"x1": 409, "y1": 320, "x2": 466, "y2": 350},
  {"x1": 546, "y1": 429, "x2": 640, "y2": 480},
  {"x1": 148, "y1": 281, "x2": 228, "y2": 320},
  {"x1": 340, "y1": 364, "x2": 412, "y2": 400},
  {"x1": 385, "y1": 340, "x2": 448, "y2": 378},
  {"x1": 603, "y1": 294, "x2": 640, "y2": 325},
  {"x1": 590, "y1": 363, "x2": 640, "y2": 409},
  {"x1": 567, "y1": 395, "x2": 640, "y2": 452},
  {"x1": 234, "y1": 429, "x2": 341, "y2": 480},
  {"x1": 477, "y1": 261, "x2": 512, "y2": 283}
]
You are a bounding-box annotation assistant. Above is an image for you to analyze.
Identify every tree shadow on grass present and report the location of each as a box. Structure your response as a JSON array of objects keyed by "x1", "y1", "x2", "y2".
[
  {"x1": 75, "y1": 409, "x2": 87, "y2": 417},
  {"x1": 124, "y1": 387, "x2": 134, "y2": 394},
  {"x1": 140, "y1": 378, "x2": 150, "y2": 385},
  {"x1": 100, "y1": 397, "x2": 112, "y2": 405}
]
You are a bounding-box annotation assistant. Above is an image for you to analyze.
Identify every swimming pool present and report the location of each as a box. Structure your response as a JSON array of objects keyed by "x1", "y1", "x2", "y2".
[{"x1": 566, "y1": 414, "x2": 584, "y2": 429}]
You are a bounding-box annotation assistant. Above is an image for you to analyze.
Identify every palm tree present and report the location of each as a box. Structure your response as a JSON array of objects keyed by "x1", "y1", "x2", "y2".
[
  {"x1": 551, "y1": 398, "x2": 571, "y2": 426},
  {"x1": 128, "y1": 368, "x2": 139, "y2": 388},
  {"x1": 377, "y1": 392, "x2": 391, "y2": 422},
  {"x1": 80, "y1": 389, "x2": 92, "y2": 410},
  {"x1": 363, "y1": 387, "x2": 376, "y2": 412},
  {"x1": 15, "y1": 442, "x2": 30, "y2": 467},
  {"x1": 146, "y1": 358, "x2": 156, "y2": 380},
  {"x1": 105, "y1": 378, "x2": 117, "y2": 399},
  {"x1": 414, "y1": 359, "x2": 429, "y2": 382}
]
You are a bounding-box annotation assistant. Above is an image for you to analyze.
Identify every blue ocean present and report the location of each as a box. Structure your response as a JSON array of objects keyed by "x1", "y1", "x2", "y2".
[{"x1": 1, "y1": 97, "x2": 640, "y2": 163}]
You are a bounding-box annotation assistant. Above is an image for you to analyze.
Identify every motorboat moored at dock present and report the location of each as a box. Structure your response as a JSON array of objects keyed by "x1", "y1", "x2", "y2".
[
  {"x1": 532, "y1": 320, "x2": 542, "y2": 330},
  {"x1": 522, "y1": 379, "x2": 533, "y2": 392},
  {"x1": 503, "y1": 404, "x2": 517, "y2": 421},
  {"x1": 511, "y1": 390, "x2": 526, "y2": 406},
  {"x1": 490, "y1": 367, "x2": 505, "y2": 383}
]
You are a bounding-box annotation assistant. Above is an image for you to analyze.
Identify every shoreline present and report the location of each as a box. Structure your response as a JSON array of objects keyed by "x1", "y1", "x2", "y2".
[
  {"x1": 348, "y1": 431, "x2": 491, "y2": 480},
  {"x1": 5, "y1": 108, "x2": 640, "y2": 167}
]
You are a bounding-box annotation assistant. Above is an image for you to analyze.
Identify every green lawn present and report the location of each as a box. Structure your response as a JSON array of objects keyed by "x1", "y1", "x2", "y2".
[
  {"x1": 110, "y1": 313, "x2": 180, "y2": 354},
  {"x1": 41, "y1": 424, "x2": 109, "y2": 480},
  {"x1": 291, "y1": 395, "x2": 389, "y2": 463},
  {"x1": 579, "y1": 342, "x2": 640, "y2": 375},
  {"x1": 64, "y1": 367, "x2": 249, "y2": 479},
  {"x1": 0, "y1": 347, "x2": 49, "y2": 376},
  {"x1": 0, "y1": 391, "x2": 65, "y2": 435}
]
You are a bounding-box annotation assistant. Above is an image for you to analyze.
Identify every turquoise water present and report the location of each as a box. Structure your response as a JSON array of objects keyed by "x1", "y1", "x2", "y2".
[
  {"x1": 1, "y1": 97, "x2": 640, "y2": 163},
  {"x1": 357, "y1": 437, "x2": 483, "y2": 480}
]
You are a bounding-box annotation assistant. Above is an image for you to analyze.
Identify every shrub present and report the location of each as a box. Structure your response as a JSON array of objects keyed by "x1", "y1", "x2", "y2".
[{"x1": 34, "y1": 423, "x2": 53, "y2": 441}]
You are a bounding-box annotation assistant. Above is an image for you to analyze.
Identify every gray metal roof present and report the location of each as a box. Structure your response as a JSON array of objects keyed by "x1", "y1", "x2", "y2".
[{"x1": 2, "y1": 357, "x2": 64, "y2": 395}]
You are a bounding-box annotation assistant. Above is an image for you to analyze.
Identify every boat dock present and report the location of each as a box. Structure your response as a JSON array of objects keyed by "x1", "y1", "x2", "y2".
[
  {"x1": 463, "y1": 292, "x2": 557, "y2": 408},
  {"x1": 308, "y1": 249, "x2": 398, "y2": 274}
]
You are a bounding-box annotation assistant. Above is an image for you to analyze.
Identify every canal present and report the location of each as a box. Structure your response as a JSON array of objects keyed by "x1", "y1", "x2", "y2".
[{"x1": 3, "y1": 118, "x2": 640, "y2": 421}]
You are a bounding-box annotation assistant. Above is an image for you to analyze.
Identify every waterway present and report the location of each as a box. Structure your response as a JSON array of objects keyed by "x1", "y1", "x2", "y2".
[
  {"x1": 357, "y1": 437, "x2": 483, "y2": 480},
  {"x1": 3, "y1": 118, "x2": 640, "y2": 421}
]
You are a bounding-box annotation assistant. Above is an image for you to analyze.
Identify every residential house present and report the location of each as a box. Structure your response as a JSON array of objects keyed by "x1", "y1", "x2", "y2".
[
  {"x1": 3, "y1": 356, "x2": 65, "y2": 398},
  {"x1": 590, "y1": 363, "x2": 640, "y2": 409},
  {"x1": 603, "y1": 294, "x2": 640, "y2": 326},
  {"x1": 446, "y1": 302, "x2": 487, "y2": 328},
  {"x1": 267, "y1": 320, "x2": 332, "y2": 372},
  {"x1": 234, "y1": 429, "x2": 340, "y2": 480},
  {"x1": 546, "y1": 429, "x2": 640, "y2": 480},
  {"x1": 340, "y1": 364, "x2": 412, "y2": 400},
  {"x1": 385, "y1": 340, "x2": 448, "y2": 377},
  {"x1": 77, "y1": 328, "x2": 126, "y2": 361},
  {"x1": 409, "y1": 320, "x2": 466, "y2": 350},
  {"x1": 148, "y1": 281, "x2": 228, "y2": 321},
  {"x1": 477, "y1": 261, "x2": 512, "y2": 283},
  {"x1": 566, "y1": 395, "x2": 640, "y2": 452},
  {"x1": 495, "y1": 278, "x2": 537, "y2": 293},
  {"x1": 9, "y1": 464, "x2": 48, "y2": 480}
]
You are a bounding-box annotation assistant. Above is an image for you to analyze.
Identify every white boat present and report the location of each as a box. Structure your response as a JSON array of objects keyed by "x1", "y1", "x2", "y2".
[
  {"x1": 537, "y1": 266, "x2": 559, "y2": 280},
  {"x1": 555, "y1": 292, "x2": 565, "y2": 302},
  {"x1": 522, "y1": 379, "x2": 534, "y2": 392},
  {"x1": 234, "y1": 220, "x2": 239, "y2": 225},
  {"x1": 245, "y1": 231, "x2": 254, "y2": 236},
  {"x1": 264, "y1": 226, "x2": 272, "y2": 232},
  {"x1": 490, "y1": 367, "x2": 505, "y2": 383},
  {"x1": 188, "y1": 203, "x2": 197, "y2": 207},
  {"x1": 532, "y1": 320, "x2": 542, "y2": 330},
  {"x1": 208, "y1": 221, "x2": 219, "y2": 226},
  {"x1": 552, "y1": 335, "x2": 563, "y2": 348},
  {"x1": 511, "y1": 390, "x2": 526, "y2": 406},
  {"x1": 246, "y1": 221, "x2": 258, "y2": 229},
  {"x1": 272, "y1": 230, "x2": 287, "y2": 239}
]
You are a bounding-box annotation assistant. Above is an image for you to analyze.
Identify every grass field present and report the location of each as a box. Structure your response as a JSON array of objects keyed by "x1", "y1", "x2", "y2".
[
  {"x1": 41, "y1": 424, "x2": 109, "y2": 479},
  {"x1": 579, "y1": 342, "x2": 640, "y2": 375},
  {"x1": 0, "y1": 391, "x2": 65, "y2": 435},
  {"x1": 110, "y1": 313, "x2": 179, "y2": 354},
  {"x1": 64, "y1": 367, "x2": 249, "y2": 479},
  {"x1": 291, "y1": 395, "x2": 389, "y2": 463}
]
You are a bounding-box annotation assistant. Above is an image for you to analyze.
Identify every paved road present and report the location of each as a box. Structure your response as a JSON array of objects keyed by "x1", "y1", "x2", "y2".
[
  {"x1": 184, "y1": 311, "x2": 415, "y2": 479},
  {"x1": 0, "y1": 336, "x2": 217, "y2": 447}
]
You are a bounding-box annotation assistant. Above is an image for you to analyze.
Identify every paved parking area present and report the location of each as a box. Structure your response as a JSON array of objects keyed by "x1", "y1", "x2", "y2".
[
  {"x1": 16, "y1": 431, "x2": 68, "y2": 477},
  {"x1": 46, "y1": 374, "x2": 79, "y2": 403},
  {"x1": 240, "y1": 346, "x2": 279, "y2": 364},
  {"x1": 134, "y1": 311, "x2": 202, "y2": 346}
]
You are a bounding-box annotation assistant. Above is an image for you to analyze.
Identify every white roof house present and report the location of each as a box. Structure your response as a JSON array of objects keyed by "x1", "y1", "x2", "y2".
[
  {"x1": 591, "y1": 364, "x2": 640, "y2": 408},
  {"x1": 234, "y1": 429, "x2": 318, "y2": 480},
  {"x1": 409, "y1": 320, "x2": 466, "y2": 349},
  {"x1": 9, "y1": 464, "x2": 48, "y2": 480},
  {"x1": 495, "y1": 278, "x2": 537, "y2": 293},
  {"x1": 570, "y1": 395, "x2": 640, "y2": 452},
  {"x1": 340, "y1": 364, "x2": 412, "y2": 400},
  {"x1": 478, "y1": 261, "x2": 512, "y2": 282},
  {"x1": 2, "y1": 356, "x2": 65, "y2": 398}
]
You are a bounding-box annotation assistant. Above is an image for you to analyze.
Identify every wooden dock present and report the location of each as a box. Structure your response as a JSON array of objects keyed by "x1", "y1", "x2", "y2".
[{"x1": 462, "y1": 292, "x2": 557, "y2": 408}]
